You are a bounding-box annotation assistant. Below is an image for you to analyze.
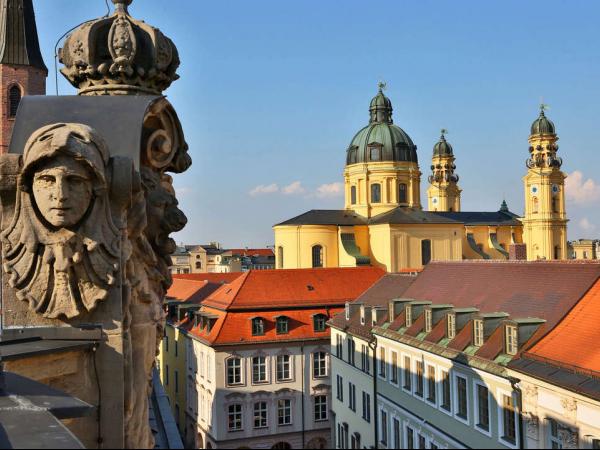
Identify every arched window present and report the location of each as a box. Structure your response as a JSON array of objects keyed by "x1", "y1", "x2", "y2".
[
  {"x1": 532, "y1": 197, "x2": 539, "y2": 214},
  {"x1": 277, "y1": 246, "x2": 284, "y2": 269},
  {"x1": 350, "y1": 186, "x2": 357, "y2": 205},
  {"x1": 371, "y1": 184, "x2": 381, "y2": 203},
  {"x1": 195, "y1": 261, "x2": 202, "y2": 269},
  {"x1": 398, "y1": 183, "x2": 407, "y2": 203},
  {"x1": 312, "y1": 245, "x2": 323, "y2": 268},
  {"x1": 421, "y1": 239, "x2": 432, "y2": 266},
  {"x1": 8, "y1": 85, "x2": 21, "y2": 118}
]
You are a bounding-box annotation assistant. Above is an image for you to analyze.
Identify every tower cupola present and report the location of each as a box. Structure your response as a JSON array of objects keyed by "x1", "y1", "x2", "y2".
[
  {"x1": 530, "y1": 107, "x2": 556, "y2": 136},
  {"x1": 369, "y1": 82, "x2": 393, "y2": 124},
  {"x1": 427, "y1": 130, "x2": 461, "y2": 212}
]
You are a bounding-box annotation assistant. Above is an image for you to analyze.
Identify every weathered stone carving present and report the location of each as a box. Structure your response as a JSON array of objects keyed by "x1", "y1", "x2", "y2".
[
  {"x1": 1, "y1": 123, "x2": 121, "y2": 319},
  {"x1": 561, "y1": 397, "x2": 577, "y2": 421},
  {"x1": 558, "y1": 425, "x2": 579, "y2": 449}
]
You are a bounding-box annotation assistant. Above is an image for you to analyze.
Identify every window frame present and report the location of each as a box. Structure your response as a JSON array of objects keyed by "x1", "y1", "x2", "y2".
[
  {"x1": 425, "y1": 363, "x2": 437, "y2": 405},
  {"x1": 313, "y1": 314, "x2": 327, "y2": 332},
  {"x1": 474, "y1": 381, "x2": 492, "y2": 436},
  {"x1": 390, "y1": 351, "x2": 399, "y2": 386},
  {"x1": 277, "y1": 399, "x2": 293, "y2": 426},
  {"x1": 251, "y1": 317, "x2": 265, "y2": 336},
  {"x1": 371, "y1": 183, "x2": 382, "y2": 203},
  {"x1": 453, "y1": 372, "x2": 470, "y2": 425},
  {"x1": 228, "y1": 403, "x2": 243, "y2": 432},
  {"x1": 276, "y1": 316, "x2": 289, "y2": 335},
  {"x1": 253, "y1": 401, "x2": 268, "y2": 429},
  {"x1": 276, "y1": 354, "x2": 293, "y2": 382},
  {"x1": 505, "y1": 325, "x2": 519, "y2": 355},
  {"x1": 362, "y1": 391, "x2": 371, "y2": 423},
  {"x1": 314, "y1": 395, "x2": 328, "y2": 422},
  {"x1": 439, "y1": 369, "x2": 452, "y2": 415},
  {"x1": 312, "y1": 244, "x2": 324, "y2": 268},
  {"x1": 251, "y1": 355, "x2": 269, "y2": 385},
  {"x1": 497, "y1": 389, "x2": 518, "y2": 448},
  {"x1": 313, "y1": 351, "x2": 328, "y2": 379},
  {"x1": 447, "y1": 313, "x2": 456, "y2": 340},
  {"x1": 474, "y1": 319, "x2": 484, "y2": 347},
  {"x1": 402, "y1": 354, "x2": 412, "y2": 393},
  {"x1": 8, "y1": 84, "x2": 22, "y2": 118}
]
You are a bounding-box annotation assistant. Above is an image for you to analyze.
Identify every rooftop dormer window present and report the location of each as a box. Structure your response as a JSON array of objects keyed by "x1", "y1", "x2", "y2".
[
  {"x1": 405, "y1": 305, "x2": 412, "y2": 327},
  {"x1": 505, "y1": 325, "x2": 518, "y2": 355},
  {"x1": 447, "y1": 314, "x2": 456, "y2": 339},
  {"x1": 369, "y1": 146, "x2": 381, "y2": 161},
  {"x1": 474, "y1": 319, "x2": 484, "y2": 347},
  {"x1": 252, "y1": 317, "x2": 265, "y2": 336},
  {"x1": 424, "y1": 309, "x2": 432, "y2": 333},
  {"x1": 313, "y1": 314, "x2": 327, "y2": 332},
  {"x1": 276, "y1": 316, "x2": 289, "y2": 335}
]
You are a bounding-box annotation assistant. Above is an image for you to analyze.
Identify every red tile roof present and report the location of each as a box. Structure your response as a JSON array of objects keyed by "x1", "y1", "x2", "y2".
[
  {"x1": 172, "y1": 273, "x2": 244, "y2": 284},
  {"x1": 203, "y1": 267, "x2": 386, "y2": 311},
  {"x1": 166, "y1": 279, "x2": 227, "y2": 305},
  {"x1": 524, "y1": 279, "x2": 600, "y2": 373},
  {"x1": 228, "y1": 248, "x2": 274, "y2": 257}
]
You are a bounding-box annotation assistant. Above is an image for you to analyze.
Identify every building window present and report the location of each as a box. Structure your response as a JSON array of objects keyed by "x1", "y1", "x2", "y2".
[
  {"x1": 506, "y1": 325, "x2": 518, "y2": 355},
  {"x1": 502, "y1": 394, "x2": 517, "y2": 445},
  {"x1": 406, "y1": 425, "x2": 415, "y2": 449},
  {"x1": 314, "y1": 395, "x2": 328, "y2": 422},
  {"x1": 474, "y1": 319, "x2": 484, "y2": 346},
  {"x1": 313, "y1": 351, "x2": 327, "y2": 378},
  {"x1": 476, "y1": 384, "x2": 490, "y2": 432},
  {"x1": 348, "y1": 382, "x2": 356, "y2": 412},
  {"x1": 399, "y1": 183, "x2": 408, "y2": 203},
  {"x1": 415, "y1": 360, "x2": 424, "y2": 397},
  {"x1": 175, "y1": 370, "x2": 179, "y2": 393},
  {"x1": 165, "y1": 364, "x2": 169, "y2": 386},
  {"x1": 277, "y1": 354, "x2": 292, "y2": 381},
  {"x1": 418, "y1": 434, "x2": 426, "y2": 449},
  {"x1": 393, "y1": 418, "x2": 401, "y2": 449},
  {"x1": 228, "y1": 404, "x2": 243, "y2": 431},
  {"x1": 427, "y1": 365, "x2": 436, "y2": 404},
  {"x1": 251, "y1": 317, "x2": 264, "y2": 336},
  {"x1": 447, "y1": 314, "x2": 456, "y2": 339},
  {"x1": 403, "y1": 355, "x2": 412, "y2": 391},
  {"x1": 421, "y1": 239, "x2": 432, "y2": 266},
  {"x1": 312, "y1": 245, "x2": 324, "y2": 268},
  {"x1": 592, "y1": 438, "x2": 600, "y2": 450},
  {"x1": 361, "y1": 344, "x2": 370, "y2": 373},
  {"x1": 554, "y1": 245, "x2": 561, "y2": 260},
  {"x1": 362, "y1": 391, "x2": 371, "y2": 423},
  {"x1": 347, "y1": 339, "x2": 355, "y2": 366},
  {"x1": 278, "y1": 399, "x2": 292, "y2": 425},
  {"x1": 336, "y1": 375, "x2": 344, "y2": 401},
  {"x1": 351, "y1": 432, "x2": 361, "y2": 450},
  {"x1": 390, "y1": 351, "x2": 399, "y2": 385},
  {"x1": 227, "y1": 358, "x2": 242, "y2": 386},
  {"x1": 313, "y1": 314, "x2": 327, "y2": 332},
  {"x1": 336, "y1": 334, "x2": 343, "y2": 358},
  {"x1": 276, "y1": 316, "x2": 289, "y2": 334},
  {"x1": 425, "y1": 309, "x2": 432, "y2": 332},
  {"x1": 351, "y1": 185, "x2": 357, "y2": 205},
  {"x1": 371, "y1": 183, "x2": 382, "y2": 203},
  {"x1": 370, "y1": 146, "x2": 381, "y2": 161},
  {"x1": 278, "y1": 246, "x2": 284, "y2": 269},
  {"x1": 8, "y1": 85, "x2": 21, "y2": 118},
  {"x1": 405, "y1": 305, "x2": 413, "y2": 327},
  {"x1": 175, "y1": 341, "x2": 178, "y2": 357},
  {"x1": 456, "y1": 375, "x2": 468, "y2": 421},
  {"x1": 532, "y1": 196, "x2": 539, "y2": 214},
  {"x1": 441, "y1": 370, "x2": 451, "y2": 411},
  {"x1": 380, "y1": 410, "x2": 388, "y2": 446},
  {"x1": 379, "y1": 347, "x2": 386, "y2": 378},
  {"x1": 548, "y1": 419, "x2": 562, "y2": 449},
  {"x1": 254, "y1": 402, "x2": 268, "y2": 428},
  {"x1": 252, "y1": 356, "x2": 268, "y2": 383}
]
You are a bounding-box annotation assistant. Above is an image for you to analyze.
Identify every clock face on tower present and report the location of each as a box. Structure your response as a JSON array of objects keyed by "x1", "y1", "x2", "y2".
[{"x1": 552, "y1": 184, "x2": 560, "y2": 195}]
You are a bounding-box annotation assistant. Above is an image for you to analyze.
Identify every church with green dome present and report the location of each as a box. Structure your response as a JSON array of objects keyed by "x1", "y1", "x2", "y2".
[{"x1": 273, "y1": 86, "x2": 567, "y2": 272}]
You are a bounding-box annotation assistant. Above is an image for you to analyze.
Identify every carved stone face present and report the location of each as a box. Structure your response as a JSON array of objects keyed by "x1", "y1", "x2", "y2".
[{"x1": 32, "y1": 155, "x2": 93, "y2": 228}]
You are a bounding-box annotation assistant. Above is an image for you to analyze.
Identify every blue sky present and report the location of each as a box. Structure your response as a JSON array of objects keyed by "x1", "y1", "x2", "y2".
[{"x1": 35, "y1": 0, "x2": 600, "y2": 247}]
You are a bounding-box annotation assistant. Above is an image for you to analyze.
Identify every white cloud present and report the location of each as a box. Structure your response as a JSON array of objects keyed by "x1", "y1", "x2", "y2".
[
  {"x1": 249, "y1": 183, "x2": 279, "y2": 196},
  {"x1": 282, "y1": 181, "x2": 306, "y2": 195},
  {"x1": 315, "y1": 182, "x2": 344, "y2": 198},
  {"x1": 565, "y1": 171, "x2": 600, "y2": 205},
  {"x1": 579, "y1": 217, "x2": 596, "y2": 232}
]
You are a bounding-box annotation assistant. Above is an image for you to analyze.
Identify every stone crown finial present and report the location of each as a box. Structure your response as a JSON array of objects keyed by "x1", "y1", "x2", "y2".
[{"x1": 59, "y1": 0, "x2": 179, "y2": 96}]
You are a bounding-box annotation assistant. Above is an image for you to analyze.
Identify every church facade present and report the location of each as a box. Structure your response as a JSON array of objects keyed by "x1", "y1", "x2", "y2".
[{"x1": 274, "y1": 86, "x2": 567, "y2": 271}]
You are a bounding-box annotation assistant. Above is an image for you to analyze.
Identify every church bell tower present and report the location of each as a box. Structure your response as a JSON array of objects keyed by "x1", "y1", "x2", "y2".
[
  {"x1": 427, "y1": 130, "x2": 461, "y2": 212},
  {"x1": 0, "y1": 0, "x2": 47, "y2": 153},
  {"x1": 522, "y1": 105, "x2": 568, "y2": 260}
]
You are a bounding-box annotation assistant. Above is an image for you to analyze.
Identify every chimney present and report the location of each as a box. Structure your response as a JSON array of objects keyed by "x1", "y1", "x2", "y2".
[{"x1": 509, "y1": 243, "x2": 527, "y2": 261}]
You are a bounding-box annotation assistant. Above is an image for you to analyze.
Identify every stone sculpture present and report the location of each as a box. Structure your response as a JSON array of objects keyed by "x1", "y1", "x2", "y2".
[{"x1": 2, "y1": 123, "x2": 120, "y2": 320}]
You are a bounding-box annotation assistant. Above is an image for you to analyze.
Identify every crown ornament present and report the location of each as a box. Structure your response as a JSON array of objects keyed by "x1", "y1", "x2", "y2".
[{"x1": 59, "y1": 0, "x2": 180, "y2": 96}]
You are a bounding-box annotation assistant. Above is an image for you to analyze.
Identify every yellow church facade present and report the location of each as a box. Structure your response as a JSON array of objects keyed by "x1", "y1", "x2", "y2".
[{"x1": 274, "y1": 86, "x2": 566, "y2": 272}]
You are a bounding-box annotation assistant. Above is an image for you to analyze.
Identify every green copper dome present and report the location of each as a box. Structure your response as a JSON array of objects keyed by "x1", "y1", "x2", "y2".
[
  {"x1": 346, "y1": 86, "x2": 418, "y2": 165},
  {"x1": 530, "y1": 108, "x2": 555, "y2": 136},
  {"x1": 433, "y1": 133, "x2": 453, "y2": 156}
]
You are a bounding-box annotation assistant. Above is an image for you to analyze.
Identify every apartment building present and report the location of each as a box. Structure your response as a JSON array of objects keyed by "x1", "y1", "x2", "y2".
[
  {"x1": 331, "y1": 260, "x2": 600, "y2": 449},
  {"x1": 169, "y1": 267, "x2": 384, "y2": 449}
]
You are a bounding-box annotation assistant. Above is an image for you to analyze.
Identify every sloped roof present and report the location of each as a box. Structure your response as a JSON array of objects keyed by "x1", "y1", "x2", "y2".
[
  {"x1": 432, "y1": 210, "x2": 521, "y2": 226},
  {"x1": 172, "y1": 273, "x2": 243, "y2": 284},
  {"x1": 370, "y1": 207, "x2": 462, "y2": 225},
  {"x1": 203, "y1": 267, "x2": 385, "y2": 311},
  {"x1": 166, "y1": 279, "x2": 226, "y2": 305},
  {"x1": 275, "y1": 210, "x2": 368, "y2": 226},
  {"x1": 329, "y1": 273, "x2": 416, "y2": 340},
  {"x1": 229, "y1": 248, "x2": 274, "y2": 257}
]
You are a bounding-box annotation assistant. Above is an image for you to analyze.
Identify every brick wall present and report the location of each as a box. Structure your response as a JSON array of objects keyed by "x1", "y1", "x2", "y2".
[
  {"x1": 0, "y1": 64, "x2": 47, "y2": 153},
  {"x1": 509, "y1": 243, "x2": 527, "y2": 261}
]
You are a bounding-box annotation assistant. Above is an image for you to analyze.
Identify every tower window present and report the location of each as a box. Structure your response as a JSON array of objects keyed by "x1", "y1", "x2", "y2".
[
  {"x1": 552, "y1": 196, "x2": 558, "y2": 213},
  {"x1": 554, "y1": 246, "x2": 560, "y2": 260},
  {"x1": 398, "y1": 183, "x2": 407, "y2": 203},
  {"x1": 8, "y1": 85, "x2": 21, "y2": 118},
  {"x1": 277, "y1": 246, "x2": 284, "y2": 269},
  {"x1": 421, "y1": 239, "x2": 432, "y2": 266},
  {"x1": 371, "y1": 184, "x2": 381, "y2": 203},
  {"x1": 532, "y1": 197, "x2": 539, "y2": 214},
  {"x1": 312, "y1": 245, "x2": 323, "y2": 268},
  {"x1": 351, "y1": 186, "x2": 357, "y2": 205}
]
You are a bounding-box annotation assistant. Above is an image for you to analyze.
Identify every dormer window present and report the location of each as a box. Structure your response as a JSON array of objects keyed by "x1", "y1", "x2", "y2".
[
  {"x1": 405, "y1": 306, "x2": 412, "y2": 327},
  {"x1": 345, "y1": 303, "x2": 350, "y2": 320},
  {"x1": 505, "y1": 325, "x2": 518, "y2": 355},
  {"x1": 276, "y1": 316, "x2": 289, "y2": 335},
  {"x1": 424, "y1": 309, "x2": 432, "y2": 333},
  {"x1": 313, "y1": 314, "x2": 327, "y2": 332},
  {"x1": 447, "y1": 314, "x2": 456, "y2": 339},
  {"x1": 474, "y1": 320, "x2": 484, "y2": 346},
  {"x1": 360, "y1": 307, "x2": 365, "y2": 325},
  {"x1": 369, "y1": 146, "x2": 381, "y2": 161},
  {"x1": 252, "y1": 317, "x2": 265, "y2": 336}
]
